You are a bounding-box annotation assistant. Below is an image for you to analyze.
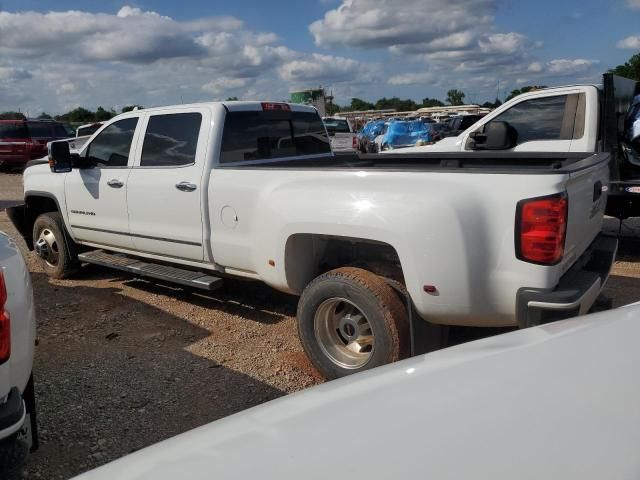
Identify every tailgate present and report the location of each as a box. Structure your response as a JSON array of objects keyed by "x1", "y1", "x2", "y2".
[
  {"x1": 563, "y1": 159, "x2": 609, "y2": 271},
  {"x1": 330, "y1": 133, "x2": 356, "y2": 151}
]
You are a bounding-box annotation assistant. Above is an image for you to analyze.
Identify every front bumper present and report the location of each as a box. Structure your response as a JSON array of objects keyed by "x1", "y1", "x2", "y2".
[
  {"x1": 0, "y1": 388, "x2": 26, "y2": 440},
  {"x1": 516, "y1": 234, "x2": 618, "y2": 328}
]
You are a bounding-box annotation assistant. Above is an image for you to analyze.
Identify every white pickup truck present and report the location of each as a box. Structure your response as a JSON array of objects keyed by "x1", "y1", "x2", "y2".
[
  {"x1": 403, "y1": 74, "x2": 640, "y2": 219},
  {"x1": 322, "y1": 116, "x2": 358, "y2": 152},
  {"x1": 8, "y1": 101, "x2": 617, "y2": 379}
]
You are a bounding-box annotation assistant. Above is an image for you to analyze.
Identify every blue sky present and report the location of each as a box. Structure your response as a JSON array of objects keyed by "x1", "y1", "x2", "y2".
[{"x1": 1, "y1": 0, "x2": 639, "y2": 114}]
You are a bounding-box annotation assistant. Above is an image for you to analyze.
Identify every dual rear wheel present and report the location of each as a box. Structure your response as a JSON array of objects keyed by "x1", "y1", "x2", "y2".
[{"x1": 297, "y1": 267, "x2": 410, "y2": 380}]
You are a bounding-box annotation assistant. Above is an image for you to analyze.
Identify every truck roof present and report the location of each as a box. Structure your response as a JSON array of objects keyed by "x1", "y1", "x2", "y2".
[{"x1": 113, "y1": 101, "x2": 318, "y2": 116}]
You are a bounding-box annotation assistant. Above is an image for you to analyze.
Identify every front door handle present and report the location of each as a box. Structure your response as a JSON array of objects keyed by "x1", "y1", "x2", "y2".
[
  {"x1": 107, "y1": 179, "x2": 124, "y2": 188},
  {"x1": 176, "y1": 181, "x2": 197, "y2": 192}
]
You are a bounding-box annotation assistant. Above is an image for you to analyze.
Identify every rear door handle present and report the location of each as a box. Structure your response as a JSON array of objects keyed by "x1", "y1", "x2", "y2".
[
  {"x1": 176, "y1": 181, "x2": 197, "y2": 192},
  {"x1": 107, "y1": 179, "x2": 124, "y2": 188}
]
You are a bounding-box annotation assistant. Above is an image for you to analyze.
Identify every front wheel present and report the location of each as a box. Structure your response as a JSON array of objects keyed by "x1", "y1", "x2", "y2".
[
  {"x1": 297, "y1": 267, "x2": 409, "y2": 379},
  {"x1": 32, "y1": 212, "x2": 79, "y2": 279}
]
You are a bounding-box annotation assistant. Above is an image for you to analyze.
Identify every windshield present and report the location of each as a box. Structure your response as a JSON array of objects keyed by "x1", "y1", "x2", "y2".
[
  {"x1": 0, "y1": 122, "x2": 28, "y2": 139},
  {"x1": 323, "y1": 118, "x2": 350, "y2": 134}
]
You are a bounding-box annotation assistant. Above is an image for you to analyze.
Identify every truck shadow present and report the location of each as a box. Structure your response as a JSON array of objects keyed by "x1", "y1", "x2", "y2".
[
  {"x1": 8, "y1": 272, "x2": 286, "y2": 480},
  {"x1": 74, "y1": 263, "x2": 297, "y2": 324}
]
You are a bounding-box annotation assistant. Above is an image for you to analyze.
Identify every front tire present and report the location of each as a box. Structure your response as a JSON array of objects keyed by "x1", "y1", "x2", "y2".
[
  {"x1": 297, "y1": 267, "x2": 409, "y2": 379},
  {"x1": 32, "y1": 212, "x2": 79, "y2": 279}
]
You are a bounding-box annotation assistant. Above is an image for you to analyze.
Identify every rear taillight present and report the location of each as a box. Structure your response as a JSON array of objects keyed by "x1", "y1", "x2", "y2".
[
  {"x1": 352, "y1": 136, "x2": 358, "y2": 149},
  {"x1": 516, "y1": 193, "x2": 568, "y2": 265},
  {"x1": 0, "y1": 271, "x2": 10, "y2": 364}
]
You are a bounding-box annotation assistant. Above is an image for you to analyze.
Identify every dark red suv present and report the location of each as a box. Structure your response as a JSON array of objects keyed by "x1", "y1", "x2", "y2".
[{"x1": 0, "y1": 120, "x2": 73, "y2": 169}]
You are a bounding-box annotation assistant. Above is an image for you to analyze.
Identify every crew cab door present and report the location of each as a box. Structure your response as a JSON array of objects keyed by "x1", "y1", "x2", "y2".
[
  {"x1": 126, "y1": 108, "x2": 209, "y2": 261},
  {"x1": 462, "y1": 88, "x2": 596, "y2": 153},
  {"x1": 65, "y1": 117, "x2": 141, "y2": 249}
]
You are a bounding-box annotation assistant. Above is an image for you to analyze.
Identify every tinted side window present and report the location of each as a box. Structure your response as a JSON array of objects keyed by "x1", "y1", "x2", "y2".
[
  {"x1": 53, "y1": 124, "x2": 69, "y2": 138},
  {"x1": 140, "y1": 113, "x2": 202, "y2": 167},
  {"x1": 492, "y1": 95, "x2": 569, "y2": 144},
  {"x1": 86, "y1": 118, "x2": 138, "y2": 168},
  {"x1": 220, "y1": 111, "x2": 330, "y2": 163},
  {"x1": 0, "y1": 123, "x2": 28, "y2": 138},
  {"x1": 27, "y1": 122, "x2": 52, "y2": 138}
]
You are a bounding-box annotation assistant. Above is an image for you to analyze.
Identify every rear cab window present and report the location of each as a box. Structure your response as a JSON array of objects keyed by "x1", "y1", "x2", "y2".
[
  {"x1": 323, "y1": 118, "x2": 351, "y2": 135},
  {"x1": 220, "y1": 107, "x2": 331, "y2": 164}
]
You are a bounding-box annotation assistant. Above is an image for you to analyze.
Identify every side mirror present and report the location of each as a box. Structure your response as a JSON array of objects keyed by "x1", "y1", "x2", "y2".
[
  {"x1": 48, "y1": 141, "x2": 73, "y2": 173},
  {"x1": 469, "y1": 121, "x2": 518, "y2": 150}
]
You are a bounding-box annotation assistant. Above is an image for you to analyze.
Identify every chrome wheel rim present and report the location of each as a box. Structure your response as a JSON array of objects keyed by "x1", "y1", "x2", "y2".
[
  {"x1": 314, "y1": 298, "x2": 374, "y2": 369},
  {"x1": 34, "y1": 228, "x2": 60, "y2": 267}
]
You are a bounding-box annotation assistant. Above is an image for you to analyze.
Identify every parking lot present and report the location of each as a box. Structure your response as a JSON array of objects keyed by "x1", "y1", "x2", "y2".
[{"x1": 1, "y1": 171, "x2": 640, "y2": 479}]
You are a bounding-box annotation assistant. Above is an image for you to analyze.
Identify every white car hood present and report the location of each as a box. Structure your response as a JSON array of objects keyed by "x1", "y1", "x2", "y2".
[{"x1": 74, "y1": 306, "x2": 640, "y2": 480}]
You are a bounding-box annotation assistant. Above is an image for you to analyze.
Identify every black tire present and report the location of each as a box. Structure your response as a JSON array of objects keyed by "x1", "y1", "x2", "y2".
[
  {"x1": 297, "y1": 267, "x2": 409, "y2": 379},
  {"x1": 32, "y1": 211, "x2": 79, "y2": 279},
  {"x1": 0, "y1": 433, "x2": 29, "y2": 472}
]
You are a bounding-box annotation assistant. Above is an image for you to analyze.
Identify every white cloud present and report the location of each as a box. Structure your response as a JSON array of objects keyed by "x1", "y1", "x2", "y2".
[
  {"x1": 0, "y1": 5, "x2": 377, "y2": 112},
  {"x1": 627, "y1": 0, "x2": 640, "y2": 8},
  {"x1": 279, "y1": 54, "x2": 378, "y2": 87},
  {"x1": 202, "y1": 78, "x2": 250, "y2": 95},
  {"x1": 388, "y1": 72, "x2": 436, "y2": 86},
  {"x1": 617, "y1": 35, "x2": 640, "y2": 49},
  {"x1": 546, "y1": 59, "x2": 598, "y2": 75}
]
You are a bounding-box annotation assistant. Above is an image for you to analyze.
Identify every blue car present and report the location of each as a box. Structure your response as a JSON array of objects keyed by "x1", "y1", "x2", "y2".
[{"x1": 379, "y1": 120, "x2": 434, "y2": 151}]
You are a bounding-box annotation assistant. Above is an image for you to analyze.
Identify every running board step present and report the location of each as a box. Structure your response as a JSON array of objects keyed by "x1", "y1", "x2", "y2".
[{"x1": 78, "y1": 250, "x2": 223, "y2": 291}]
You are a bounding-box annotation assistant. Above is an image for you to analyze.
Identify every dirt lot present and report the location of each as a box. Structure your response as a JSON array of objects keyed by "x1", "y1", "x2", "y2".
[{"x1": 1, "y1": 171, "x2": 640, "y2": 479}]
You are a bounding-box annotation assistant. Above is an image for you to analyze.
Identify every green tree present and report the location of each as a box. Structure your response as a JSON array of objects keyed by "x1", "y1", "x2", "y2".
[
  {"x1": 374, "y1": 97, "x2": 418, "y2": 111},
  {"x1": 609, "y1": 52, "x2": 640, "y2": 81},
  {"x1": 350, "y1": 98, "x2": 375, "y2": 111},
  {"x1": 0, "y1": 111, "x2": 26, "y2": 120},
  {"x1": 420, "y1": 97, "x2": 444, "y2": 108},
  {"x1": 505, "y1": 86, "x2": 547, "y2": 102},
  {"x1": 446, "y1": 89, "x2": 466, "y2": 106},
  {"x1": 55, "y1": 107, "x2": 94, "y2": 123},
  {"x1": 37, "y1": 112, "x2": 52, "y2": 119},
  {"x1": 325, "y1": 102, "x2": 342, "y2": 116},
  {"x1": 225, "y1": 96, "x2": 239, "y2": 101},
  {"x1": 481, "y1": 98, "x2": 503, "y2": 109},
  {"x1": 121, "y1": 105, "x2": 144, "y2": 113},
  {"x1": 94, "y1": 106, "x2": 115, "y2": 121}
]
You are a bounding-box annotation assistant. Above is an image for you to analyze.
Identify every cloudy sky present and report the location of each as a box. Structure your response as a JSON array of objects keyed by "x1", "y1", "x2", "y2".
[{"x1": 1, "y1": 0, "x2": 639, "y2": 115}]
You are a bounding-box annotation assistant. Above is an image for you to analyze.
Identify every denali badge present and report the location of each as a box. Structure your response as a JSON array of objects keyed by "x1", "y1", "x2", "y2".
[{"x1": 70, "y1": 210, "x2": 96, "y2": 216}]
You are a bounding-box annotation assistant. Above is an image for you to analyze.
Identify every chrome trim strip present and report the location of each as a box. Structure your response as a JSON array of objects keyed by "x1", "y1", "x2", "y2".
[{"x1": 70, "y1": 225, "x2": 202, "y2": 246}]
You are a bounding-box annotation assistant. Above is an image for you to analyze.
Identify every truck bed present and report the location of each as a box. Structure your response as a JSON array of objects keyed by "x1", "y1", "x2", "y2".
[{"x1": 218, "y1": 151, "x2": 610, "y2": 174}]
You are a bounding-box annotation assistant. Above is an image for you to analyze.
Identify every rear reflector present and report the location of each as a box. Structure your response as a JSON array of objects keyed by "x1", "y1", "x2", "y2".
[
  {"x1": 516, "y1": 193, "x2": 568, "y2": 265},
  {"x1": 261, "y1": 102, "x2": 291, "y2": 112},
  {"x1": 0, "y1": 271, "x2": 10, "y2": 364}
]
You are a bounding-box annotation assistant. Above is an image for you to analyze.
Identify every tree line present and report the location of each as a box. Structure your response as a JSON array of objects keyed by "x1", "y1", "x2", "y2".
[{"x1": 0, "y1": 105, "x2": 144, "y2": 122}]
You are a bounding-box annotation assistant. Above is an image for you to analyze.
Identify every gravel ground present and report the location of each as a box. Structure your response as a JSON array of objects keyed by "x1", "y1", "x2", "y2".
[{"x1": 1, "y1": 171, "x2": 639, "y2": 479}]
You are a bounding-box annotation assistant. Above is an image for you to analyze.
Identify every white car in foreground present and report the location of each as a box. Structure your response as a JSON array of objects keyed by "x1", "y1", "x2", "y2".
[
  {"x1": 0, "y1": 232, "x2": 37, "y2": 470},
  {"x1": 74, "y1": 304, "x2": 640, "y2": 480}
]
